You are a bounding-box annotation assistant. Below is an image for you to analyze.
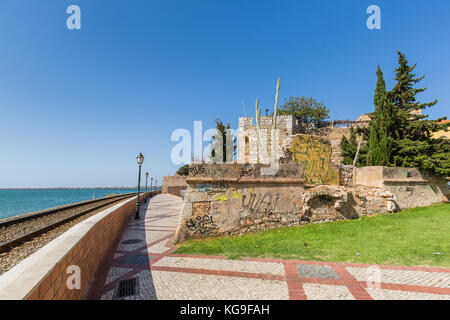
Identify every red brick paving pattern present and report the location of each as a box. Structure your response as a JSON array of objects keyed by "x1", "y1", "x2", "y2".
[{"x1": 86, "y1": 194, "x2": 450, "y2": 300}]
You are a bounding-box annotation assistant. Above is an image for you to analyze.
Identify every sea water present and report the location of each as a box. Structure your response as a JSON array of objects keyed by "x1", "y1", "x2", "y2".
[{"x1": 0, "y1": 188, "x2": 160, "y2": 220}]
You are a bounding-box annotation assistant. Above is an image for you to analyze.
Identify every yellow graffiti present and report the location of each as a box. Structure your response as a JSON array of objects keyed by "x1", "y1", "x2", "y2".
[
  {"x1": 214, "y1": 194, "x2": 228, "y2": 201},
  {"x1": 289, "y1": 135, "x2": 339, "y2": 185},
  {"x1": 232, "y1": 191, "x2": 243, "y2": 199}
]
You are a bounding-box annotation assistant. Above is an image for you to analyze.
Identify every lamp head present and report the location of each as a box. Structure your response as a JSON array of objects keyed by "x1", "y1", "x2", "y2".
[{"x1": 136, "y1": 153, "x2": 144, "y2": 165}]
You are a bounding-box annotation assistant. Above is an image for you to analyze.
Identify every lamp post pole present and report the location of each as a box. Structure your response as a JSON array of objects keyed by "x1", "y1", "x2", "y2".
[
  {"x1": 145, "y1": 172, "x2": 149, "y2": 203},
  {"x1": 150, "y1": 177, "x2": 153, "y2": 198},
  {"x1": 155, "y1": 179, "x2": 158, "y2": 192},
  {"x1": 135, "y1": 153, "x2": 144, "y2": 219}
]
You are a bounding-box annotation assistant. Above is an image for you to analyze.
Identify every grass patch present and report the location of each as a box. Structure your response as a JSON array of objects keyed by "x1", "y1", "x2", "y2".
[{"x1": 175, "y1": 203, "x2": 450, "y2": 267}]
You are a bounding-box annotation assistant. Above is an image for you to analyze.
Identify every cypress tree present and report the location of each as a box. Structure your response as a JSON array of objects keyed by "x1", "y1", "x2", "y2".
[
  {"x1": 390, "y1": 51, "x2": 449, "y2": 175},
  {"x1": 210, "y1": 119, "x2": 237, "y2": 162},
  {"x1": 340, "y1": 127, "x2": 357, "y2": 165},
  {"x1": 366, "y1": 66, "x2": 395, "y2": 166}
]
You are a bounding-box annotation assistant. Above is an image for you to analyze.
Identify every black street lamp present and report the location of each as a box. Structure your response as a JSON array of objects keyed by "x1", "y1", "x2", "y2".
[
  {"x1": 135, "y1": 153, "x2": 144, "y2": 219},
  {"x1": 155, "y1": 179, "x2": 158, "y2": 191},
  {"x1": 144, "y1": 172, "x2": 149, "y2": 203},
  {"x1": 150, "y1": 177, "x2": 153, "y2": 197}
]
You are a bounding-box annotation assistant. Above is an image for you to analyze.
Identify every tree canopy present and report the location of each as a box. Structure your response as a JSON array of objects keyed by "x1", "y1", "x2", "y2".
[
  {"x1": 340, "y1": 51, "x2": 449, "y2": 176},
  {"x1": 176, "y1": 164, "x2": 189, "y2": 176},
  {"x1": 366, "y1": 66, "x2": 396, "y2": 166},
  {"x1": 278, "y1": 96, "x2": 330, "y2": 126}
]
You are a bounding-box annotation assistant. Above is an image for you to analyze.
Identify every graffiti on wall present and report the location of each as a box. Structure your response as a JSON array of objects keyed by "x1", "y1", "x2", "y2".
[
  {"x1": 275, "y1": 169, "x2": 298, "y2": 177},
  {"x1": 241, "y1": 190, "x2": 279, "y2": 216},
  {"x1": 184, "y1": 202, "x2": 217, "y2": 236},
  {"x1": 289, "y1": 135, "x2": 339, "y2": 185},
  {"x1": 193, "y1": 181, "x2": 228, "y2": 193},
  {"x1": 240, "y1": 165, "x2": 256, "y2": 177},
  {"x1": 240, "y1": 188, "x2": 300, "y2": 217},
  {"x1": 185, "y1": 215, "x2": 217, "y2": 235},
  {"x1": 192, "y1": 201, "x2": 211, "y2": 215}
]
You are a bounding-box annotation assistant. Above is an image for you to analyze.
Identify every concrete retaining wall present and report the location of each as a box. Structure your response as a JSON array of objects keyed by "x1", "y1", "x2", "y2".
[
  {"x1": 162, "y1": 175, "x2": 187, "y2": 196},
  {"x1": 173, "y1": 164, "x2": 390, "y2": 243},
  {"x1": 354, "y1": 166, "x2": 449, "y2": 209},
  {"x1": 173, "y1": 164, "x2": 448, "y2": 243},
  {"x1": 0, "y1": 193, "x2": 152, "y2": 300}
]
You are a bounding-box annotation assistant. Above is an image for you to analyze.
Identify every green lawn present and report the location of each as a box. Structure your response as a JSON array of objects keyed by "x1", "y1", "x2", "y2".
[{"x1": 175, "y1": 203, "x2": 450, "y2": 267}]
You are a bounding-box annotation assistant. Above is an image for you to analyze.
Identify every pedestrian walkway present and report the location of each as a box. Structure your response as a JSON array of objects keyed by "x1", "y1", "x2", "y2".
[{"x1": 86, "y1": 194, "x2": 450, "y2": 300}]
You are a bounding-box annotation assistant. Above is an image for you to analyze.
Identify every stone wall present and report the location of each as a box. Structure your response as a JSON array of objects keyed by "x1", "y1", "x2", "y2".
[
  {"x1": 237, "y1": 115, "x2": 352, "y2": 168},
  {"x1": 354, "y1": 166, "x2": 449, "y2": 209},
  {"x1": 339, "y1": 165, "x2": 354, "y2": 187},
  {"x1": 237, "y1": 115, "x2": 294, "y2": 164},
  {"x1": 288, "y1": 135, "x2": 339, "y2": 185},
  {"x1": 162, "y1": 175, "x2": 187, "y2": 196},
  {"x1": 173, "y1": 163, "x2": 391, "y2": 243}
]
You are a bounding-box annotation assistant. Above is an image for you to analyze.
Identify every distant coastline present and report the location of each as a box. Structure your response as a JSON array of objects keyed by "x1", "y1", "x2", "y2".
[{"x1": 0, "y1": 187, "x2": 140, "y2": 190}]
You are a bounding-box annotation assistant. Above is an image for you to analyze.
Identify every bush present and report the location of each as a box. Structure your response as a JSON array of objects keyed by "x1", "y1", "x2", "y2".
[{"x1": 176, "y1": 164, "x2": 189, "y2": 176}]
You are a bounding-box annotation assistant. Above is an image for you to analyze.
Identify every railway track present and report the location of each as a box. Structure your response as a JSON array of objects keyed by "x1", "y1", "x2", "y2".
[{"x1": 0, "y1": 193, "x2": 138, "y2": 254}]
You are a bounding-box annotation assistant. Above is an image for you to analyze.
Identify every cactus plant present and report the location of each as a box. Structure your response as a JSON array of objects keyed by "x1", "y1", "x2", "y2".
[{"x1": 255, "y1": 98, "x2": 262, "y2": 161}]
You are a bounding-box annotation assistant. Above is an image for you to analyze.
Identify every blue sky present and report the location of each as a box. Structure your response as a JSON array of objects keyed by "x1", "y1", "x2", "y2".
[{"x1": 0, "y1": 0, "x2": 449, "y2": 188}]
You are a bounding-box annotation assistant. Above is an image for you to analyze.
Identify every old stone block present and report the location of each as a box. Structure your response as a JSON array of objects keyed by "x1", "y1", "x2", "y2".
[{"x1": 192, "y1": 201, "x2": 210, "y2": 216}]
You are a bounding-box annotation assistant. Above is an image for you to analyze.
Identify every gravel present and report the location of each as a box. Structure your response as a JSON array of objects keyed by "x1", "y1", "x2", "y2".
[
  {"x1": 0, "y1": 196, "x2": 132, "y2": 276},
  {"x1": 0, "y1": 196, "x2": 129, "y2": 244}
]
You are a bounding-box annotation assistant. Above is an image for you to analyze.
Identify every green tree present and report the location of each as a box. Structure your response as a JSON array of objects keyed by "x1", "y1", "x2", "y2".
[
  {"x1": 340, "y1": 127, "x2": 357, "y2": 165},
  {"x1": 278, "y1": 97, "x2": 330, "y2": 126},
  {"x1": 391, "y1": 50, "x2": 437, "y2": 140},
  {"x1": 340, "y1": 127, "x2": 368, "y2": 167},
  {"x1": 339, "y1": 52, "x2": 449, "y2": 175},
  {"x1": 176, "y1": 164, "x2": 189, "y2": 176},
  {"x1": 210, "y1": 119, "x2": 236, "y2": 162},
  {"x1": 390, "y1": 51, "x2": 449, "y2": 175},
  {"x1": 366, "y1": 66, "x2": 396, "y2": 166}
]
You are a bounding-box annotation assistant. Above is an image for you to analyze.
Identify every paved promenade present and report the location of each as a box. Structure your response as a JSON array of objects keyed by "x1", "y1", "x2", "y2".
[{"x1": 86, "y1": 194, "x2": 450, "y2": 300}]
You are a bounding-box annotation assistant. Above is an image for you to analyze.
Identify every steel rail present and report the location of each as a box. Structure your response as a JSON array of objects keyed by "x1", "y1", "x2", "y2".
[{"x1": 0, "y1": 193, "x2": 140, "y2": 253}]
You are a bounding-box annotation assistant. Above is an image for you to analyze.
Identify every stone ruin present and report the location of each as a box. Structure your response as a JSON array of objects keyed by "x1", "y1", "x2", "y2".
[
  {"x1": 172, "y1": 115, "x2": 449, "y2": 243},
  {"x1": 237, "y1": 115, "x2": 365, "y2": 168},
  {"x1": 173, "y1": 163, "x2": 448, "y2": 243}
]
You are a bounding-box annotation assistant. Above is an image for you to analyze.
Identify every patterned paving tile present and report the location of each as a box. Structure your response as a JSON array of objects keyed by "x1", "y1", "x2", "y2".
[
  {"x1": 150, "y1": 270, "x2": 290, "y2": 300},
  {"x1": 121, "y1": 239, "x2": 144, "y2": 245},
  {"x1": 154, "y1": 256, "x2": 285, "y2": 275},
  {"x1": 147, "y1": 239, "x2": 171, "y2": 254},
  {"x1": 87, "y1": 194, "x2": 450, "y2": 301},
  {"x1": 303, "y1": 283, "x2": 355, "y2": 300},
  {"x1": 367, "y1": 288, "x2": 450, "y2": 300},
  {"x1": 105, "y1": 267, "x2": 132, "y2": 285},
  {"x1": 118, "y1": 254, "x2": 152, "y2": 266},
  {"x1": 346, "y1": 267, "x2": 450, "y2": 288},
  {"x1": 296, "y1": 264, "x2": 339, "y2": 279}
]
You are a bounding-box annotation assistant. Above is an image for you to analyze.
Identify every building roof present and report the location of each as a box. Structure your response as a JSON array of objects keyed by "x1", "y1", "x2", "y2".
[{"x1": 356, "y1": 114, "x2": 371, "y2": 122}]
